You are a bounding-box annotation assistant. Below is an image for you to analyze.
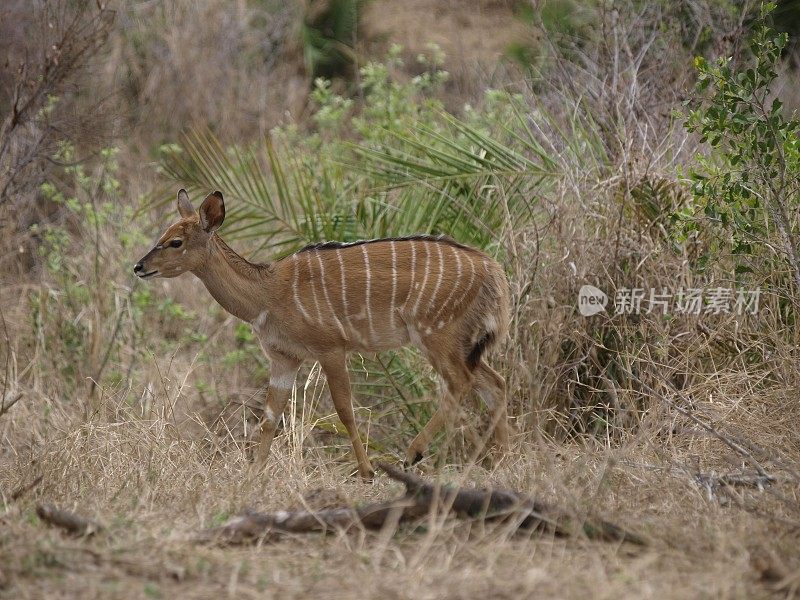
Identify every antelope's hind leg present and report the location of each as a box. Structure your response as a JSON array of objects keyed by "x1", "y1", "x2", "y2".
[
  {"x1": 473, "y1": 362, "x2": 509, "y2": 456},
  {"x1": 405, "y1": 337, "x2": 475, "y2": 465}
]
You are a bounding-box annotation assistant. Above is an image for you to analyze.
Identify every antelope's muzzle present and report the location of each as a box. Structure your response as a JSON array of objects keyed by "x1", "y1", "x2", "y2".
[{"x1": 133, "y1": 251, "x2": 159, "y2": 279}]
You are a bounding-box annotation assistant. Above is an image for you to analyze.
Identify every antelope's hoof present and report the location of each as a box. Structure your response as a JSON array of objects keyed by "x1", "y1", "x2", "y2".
[
  {"x1": 403, "y1": 452, "x2": 424, "y2": 469},
  {"x1": 355, "y1": 467, "x2": 375, "y2": 482}
]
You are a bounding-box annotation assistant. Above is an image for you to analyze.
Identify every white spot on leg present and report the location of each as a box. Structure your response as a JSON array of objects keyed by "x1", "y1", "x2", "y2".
[
  {"x1": 265, "y1": 406, "x2": 277, "y2": 423},
  {"x1": 438, "y1": 376, "x2": 452, "y2": 397},
  {"x1": 271, "y1": 372, "x2": 296, "y2": 390},
  {"x1": 478, "y1": 388, "x2": 496, "y2": 409},
  {"x1": 253, "y1": 310, "x2": 268, "y2": 328}
]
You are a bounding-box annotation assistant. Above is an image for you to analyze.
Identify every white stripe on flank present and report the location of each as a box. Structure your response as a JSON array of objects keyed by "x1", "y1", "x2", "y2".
[
  {"x1": 306, "y1": 252, "x2": 324, "y2": 323},
  {"x1": 389, "y1": 241, "x2": 397, "y2": 329},
  {"x1": 362, "y1": 245, "x2": 376, "y2": 340},
  {"x1": 316, "y1": 252, "x2": 348, "y2": 338},
  {"x1": 292, "y1": 255, "x2": 312, "y2": 321},
  {"x1": 427, "y1": 242, "x2": 445, "y2": 316},
  {"x1": 336, "y1": 250, "x2": 348, "y2": 311},
  {"x1": 270, "y1": 372, "x2": 296, "y2": 391},
  {"x1": 456, "y1": 254, "x2": 476, "y2": 313},
  {"x1": 335, "y1": 250, "x2": 354, "y2": 337},
  {"x1": 411, "y1": 242, "x2": 431, "y2": 317},
  {"x1": 432, "y1": 246, "x2": 461, "y2": 322},
  {"x1": 401, "y1": 241, "x2": 417, "y2": 311}
]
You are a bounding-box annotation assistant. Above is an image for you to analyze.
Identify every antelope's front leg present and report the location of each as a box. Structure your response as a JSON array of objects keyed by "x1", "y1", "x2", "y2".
[
  {"x1": 256, "y1": 352, "x2": 301, "y2": 466},
  {"x1": 319, "y1": 352, "x2": 375, "y2": 479}
]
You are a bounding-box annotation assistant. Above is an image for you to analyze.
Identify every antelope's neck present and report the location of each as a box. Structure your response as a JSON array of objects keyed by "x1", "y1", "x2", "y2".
[{"x1": 192, "y1": 235, "x2": 271, "y2": 323}]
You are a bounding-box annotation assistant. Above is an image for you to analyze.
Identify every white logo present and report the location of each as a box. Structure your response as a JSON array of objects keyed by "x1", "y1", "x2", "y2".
[
  {"x1": 577, "y1": 285, "x2": 760, "y2": 317},
  {"x1": 578, "y1": 285, "x2": 608, "y2": 317}
]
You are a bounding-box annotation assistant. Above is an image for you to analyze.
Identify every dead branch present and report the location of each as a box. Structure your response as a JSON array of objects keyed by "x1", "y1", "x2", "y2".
[
  {"x1": 201, "y1": 463, "x2": 645, "y2": 546},
  {"x1": 635, "y1": 377, "x2": 776, "y2": 482},
  {"x1": 695, "y1": 471, "x2": 775, "y2": 491},
  {"x1": 0, "y1": 2, "x2": 115, "y2": 203},
  {"x1": 379, "y1": 463, "x2": 555, "y2": 529},
  {"x1": 380, "y1": 464, "x2": 643, "y2": 543},
  {"x1": 0, "y1": 392, "x2": 22, "y2": 417},
  {"x1": 36, "y1": 504, "x2": 104, "y2": 536},
  {"x1": 10, "y1": 474, "x2": 43, "y2": 501},
  {"x1": 200, "y1": 498, "x2": 429, "y2": 544}
]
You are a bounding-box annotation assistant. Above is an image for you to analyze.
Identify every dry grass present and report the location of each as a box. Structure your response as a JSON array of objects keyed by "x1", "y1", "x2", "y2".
[{"x1": 1, "y1": 356, "x2": 800, "y2": 598}]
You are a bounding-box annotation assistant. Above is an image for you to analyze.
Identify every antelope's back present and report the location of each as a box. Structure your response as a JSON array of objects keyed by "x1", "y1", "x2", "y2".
[{"x1": 276, "y1": 235, "x2": 508, "y2": 349}]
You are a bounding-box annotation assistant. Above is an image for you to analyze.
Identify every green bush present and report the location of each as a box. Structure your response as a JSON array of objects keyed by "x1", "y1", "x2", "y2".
[{"x1": 685, "y1": 2, "x2": 800, "y2": 301}]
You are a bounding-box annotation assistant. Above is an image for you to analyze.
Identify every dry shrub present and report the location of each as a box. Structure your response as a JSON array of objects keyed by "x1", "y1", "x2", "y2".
[
  {"x1": 0, "y1": 0, "x2": 115, "y2": 282},
  {"x1": 495, "y1": 1, "x2": 800, "y2": 444},
  {"x1": 103, "y1": 0, "x2": 306, "y2": 148},
  {"x1": 360, "y1": 0, "x2": 532, "y2": 109}
]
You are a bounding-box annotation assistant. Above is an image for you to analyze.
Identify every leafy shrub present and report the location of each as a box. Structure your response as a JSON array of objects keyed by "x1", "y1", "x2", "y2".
[{"x1": 685, "y1": 3, "x2": 800, "y2": 300}]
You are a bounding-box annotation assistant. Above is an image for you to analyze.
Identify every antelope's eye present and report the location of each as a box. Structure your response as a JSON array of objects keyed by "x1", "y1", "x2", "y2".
[{"x1": 169, "y1": 239, "x2": 183, "y2": 248}]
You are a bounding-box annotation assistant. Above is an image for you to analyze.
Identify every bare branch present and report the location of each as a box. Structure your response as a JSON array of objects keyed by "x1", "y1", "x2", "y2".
[
  {"x1": 0, "y1": 392, "x2": 22, "y2": 417},
  {"x1": 10, "y1": 474, "x2": 43, "y2": 501},
  {"x1": 35, "y1": 504, "x2": 104, "y2": 537},
  {"x1": 199, "y1": 464, "x2": 646, "y2": 546}
]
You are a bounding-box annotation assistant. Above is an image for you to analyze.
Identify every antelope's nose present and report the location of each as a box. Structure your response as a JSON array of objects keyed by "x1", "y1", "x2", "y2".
[{"x1": 133, "y1": 262, "x2": 144, "y2": 274}]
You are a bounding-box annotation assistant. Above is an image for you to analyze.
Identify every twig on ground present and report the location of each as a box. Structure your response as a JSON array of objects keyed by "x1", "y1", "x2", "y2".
[
  {"x1": 635, "y1": 378, "x2": 776, "y2": 481},
  {"x1": 0, "y1": 391, "x2": 22, "y2": 417},
  {"x1": 36, "y1": 504, "x2": 104, "y2": 536},
  {"x1": 10, "y1": 475, "x2": 43, "y2": 501},
  {"x1": 198, "y1": 498, "x2": 428, "y2": 544},
  {"x1": 694, "y1": 471, "x2": 775, "y2": 494}
]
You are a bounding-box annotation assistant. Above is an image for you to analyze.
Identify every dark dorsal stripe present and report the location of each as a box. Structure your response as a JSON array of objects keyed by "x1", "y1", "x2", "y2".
[{"x1": 297, "y1": 234, "x2": 477, "y2": 254}]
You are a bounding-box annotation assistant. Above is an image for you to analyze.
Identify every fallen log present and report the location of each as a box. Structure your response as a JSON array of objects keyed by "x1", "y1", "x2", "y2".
[
  {"x1": 36, "y1": 504, "x2": 104, "y2": 537},
  {"x1": 200, "y1": 498, "x2": 430, "y2": 544},
  {"x1": 201, "y1": 463, "x2": 645, "y2": 546}
]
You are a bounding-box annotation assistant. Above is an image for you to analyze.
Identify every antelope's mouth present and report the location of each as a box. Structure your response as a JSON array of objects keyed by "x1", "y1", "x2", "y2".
[{"x1": 139, "y1": 270, "x2": 159, "y2": 279}]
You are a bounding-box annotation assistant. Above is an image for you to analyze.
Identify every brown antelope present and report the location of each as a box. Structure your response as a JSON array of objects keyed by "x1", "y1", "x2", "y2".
[{"x1": 134, "y1": 190, "x2": 510, "y2": 478}]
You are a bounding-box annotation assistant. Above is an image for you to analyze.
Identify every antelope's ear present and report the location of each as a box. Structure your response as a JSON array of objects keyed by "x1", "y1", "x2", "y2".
[
  {"x1": 199, "y1": 191, "x2": 225, "y2": 233},
  {"x1": 177, "y1": 189, "x2": 195, "y2": 218}
]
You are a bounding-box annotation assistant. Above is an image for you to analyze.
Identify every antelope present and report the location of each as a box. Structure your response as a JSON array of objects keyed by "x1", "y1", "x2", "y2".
[{"x1": 134, "y1": 190, "x2": 510, "y2": 478}]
